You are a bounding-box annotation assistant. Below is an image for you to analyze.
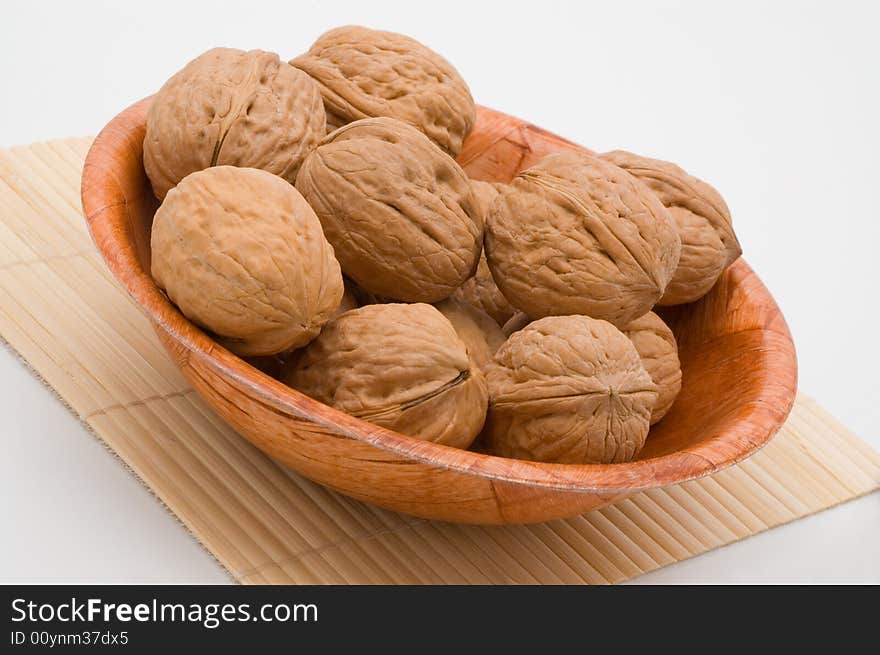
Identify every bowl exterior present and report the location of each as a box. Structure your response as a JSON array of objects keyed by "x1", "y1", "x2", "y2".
[{"x1": 153, "y1": 326, "x2": 625, "y2": 523}]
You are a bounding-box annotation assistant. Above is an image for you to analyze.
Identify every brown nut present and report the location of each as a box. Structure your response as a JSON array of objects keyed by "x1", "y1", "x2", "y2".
[
  {"x1": 483, "y1": 315, "x2": 657, "y2": 464},
  {"x1": 150, "y1": 166, "x2": 343, "y2": 356},
  {"x1": 501, "y1": 311, "x2": 530, "y2": 338},
  {"x1": 453, "y1": 252, "x2": 517, "y2": 327},
  {"x1": 469, "y1": 180, "x2": 505, "y2": 224},
  {"x1": 435, "y1": 298, "x2": 505, "y2": 374},
  {"x1": 339, "y1": 274, "x2": 393, "y2": 307},
  {"x1": 601, "y1": 150, "x2": 741, "y2": 305},
  {"x1": 296, "y1": 117, "x2": 482, "y2": 303},
  {"x1": 144, "y1": 48, "x2": 325, "y2": 200},
  {"x1": 451, "y1": 181, "x2": 517, "y2": 326},
  {"x1": 485, "y1": 151, "x2": 681, "y2": 328},
  {"x1": 334, "y1": 278, "x2": 361, "y2": 317},
  {"x1": 283, "y1": 303, "x2": 488, "y2": 448},
  {"x1": 290, "y1": 25, "x2": 475, "y2": 156},
  {"x1": 622, "y1": 311, "x2": 682, "y2": 424}
]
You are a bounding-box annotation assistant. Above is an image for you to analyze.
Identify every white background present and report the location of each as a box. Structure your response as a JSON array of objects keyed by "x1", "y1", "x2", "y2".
[{"x1": 0, "y1": 0, "x2": 877, "y2": 583}]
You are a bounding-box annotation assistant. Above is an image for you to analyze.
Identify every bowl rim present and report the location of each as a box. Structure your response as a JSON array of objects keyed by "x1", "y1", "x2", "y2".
[{"x1": 82, "y1": 96, "x2": 798, "y2": 494}]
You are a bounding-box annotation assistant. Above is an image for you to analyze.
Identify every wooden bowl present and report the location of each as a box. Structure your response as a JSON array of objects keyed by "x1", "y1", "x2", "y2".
[{"x1": 82, "y1": 97, "x2": 797, "y2": 525}]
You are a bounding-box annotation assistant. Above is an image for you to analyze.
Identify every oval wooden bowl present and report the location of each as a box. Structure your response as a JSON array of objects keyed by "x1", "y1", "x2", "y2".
[{"x1": 82, "y1": 97, "x2": 797, "y2": 525}]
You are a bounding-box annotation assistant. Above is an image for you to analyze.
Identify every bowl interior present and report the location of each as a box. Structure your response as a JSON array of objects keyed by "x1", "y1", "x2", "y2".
[{"x1": 83, "y1": 98, "x2": 797, "y2": 493}]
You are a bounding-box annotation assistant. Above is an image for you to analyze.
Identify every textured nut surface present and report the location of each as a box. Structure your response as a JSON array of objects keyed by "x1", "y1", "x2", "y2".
[
  {"x1": 344, "y1": 278, "x2": 393, "y2": 307},
  {"x1": 150, "y1": 166, "x2": 343, "y2": 356},
  {"x1": 144, "y1": 47, "x2": 326, "y2": 200},
  {"x1": 452, "y1": 253, "x2": 517, "y2": 327},
  {"x1": 486, "y1": 151, "x2": 681, "y2": 328},
  {"x1": 296, "y1": 117, "x2": 482, "y2": 302},
  {"x1": 501, "y1": 311, "x2": 531, "y2": 338},
  {"x1": 601, "y1": 150, "x2": 741, "y2": 305},
  {"x1": 284, "y1": 303, "x2": 488, "y2": 448},
  {"x1": 435, "y1": 298, "x2": 505, "y2": 374},
  {"x1": 451, "y1": 180, "x2": 517, "y2": 326},
  {"x1": 622, "y1": 311, "x2": 681, "y2": 424},
  {"x1": 291, "y1": 25, "x2": 475, "y2": 155},
  {"x1": 334, "y1": 279, "x2": 361, "y2": 317},
  {"x1": 468, "y1": 179, "x2": 505, "y2": 223},
  {"x1": 484, "y1": 315, "x2": 657, "y2": 464}
]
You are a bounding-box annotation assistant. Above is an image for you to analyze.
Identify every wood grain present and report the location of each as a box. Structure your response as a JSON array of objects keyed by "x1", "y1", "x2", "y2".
[{"x1": 81, "y1": 98, "x2": 798, "y2": 524}]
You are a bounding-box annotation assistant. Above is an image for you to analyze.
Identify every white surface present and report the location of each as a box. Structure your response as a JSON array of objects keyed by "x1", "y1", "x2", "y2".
[{"x1": 0, "y1": 0, "x2": 877, "y2": 583}]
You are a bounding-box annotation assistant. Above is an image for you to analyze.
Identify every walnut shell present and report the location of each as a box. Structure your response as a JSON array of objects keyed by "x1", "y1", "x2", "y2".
[
  {"x1": 483, "y1": 315, "x2": 657, "y2": 464},
  {"x1": 451, "y1": 181, "x2": 517, "y2": 326},
  {"x1": 435, "y1": 298, "x2": 505, "y2": 374},
  {"x1": 283, "y1": 303, "x2": 488, "y2": 448},
  {"x1": 622, "y1": 311, "x2": 682, "y2": 424},
  {"x1": 452, "y1": 253, "x2": 517, "y2": 327},
  {"x1": 150, "y1": 166, "x2": 343, "y2": 356},
  {"x1": 469, "y1": 180, "x2": 506, "y2": 224},
  {"x1": 334, "y1": 278, "x2": 361, "y2": 317},
  {"x1": 144, "y1": 48, "x2": 326, "y2": 200},
  {"x1": 485, "y1": 151, "x2": 681, "y2": 328},
  {"x1": 501, "y1": 311, "x2": 530, "y2": 337},
  {"x1": 290, "y1": 25, "x2": 475, "y2": 156},
  {"x1": 601, "y1": 150, "x2": 741, "y2": 305},
  {"x1": 295, "y1": 117, "x2": 482, "y2": 303}
]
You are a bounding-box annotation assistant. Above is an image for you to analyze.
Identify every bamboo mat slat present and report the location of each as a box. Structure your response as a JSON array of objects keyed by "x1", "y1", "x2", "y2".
[{"x1": 1, "y1": 138, "x2": 878, "y2": 585}]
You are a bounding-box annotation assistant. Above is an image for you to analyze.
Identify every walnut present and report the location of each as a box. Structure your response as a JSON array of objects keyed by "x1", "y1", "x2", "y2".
[
  {"x1": 144, "y1": 47, "x2": 325, "y2": 200},
  {"x1": 501, "y1": 311, "x2": 530, "y2": 337},
  {"x1": 339, "y1": 276, "x2": 390, "y2": 307},
  {"x1": 469, "y1": 180, "x2": 506, "y2": 223},
  {"x1": 483, "y1": 315, "x2": 657, "y2": 464},
  {"x1": 435, "y1": 298, "x2": 505, "y2": 374},
  {"x1": 601, "y1": 150, "x2": 741, "y2": 305},
  {"x1": 290, "y1": 25, "x2": 475, "y2": 156},
  {"x1": 622, "y1": 311, "x2": 681, "y2": 424},
  {"x1": 150, "y1": 166, "x2": 343, "y2": 356},
  {"x1": 485, "y1": 151, "x2": 681, "y2": 328},
  {"x1": 283, "y1": 303, "x2": 488, "y2": 448},
  {"x1": 450, "y1": 181, "x2": 518, "y2": 326},
  {"x1": 452, "y1": 253, "x2": 517, "y2": 327},
  {"x1": 295, "y1": 117, "x2": 482, "y2": 303},
  {"x1": 334, "y1": 278, "x2": 361, "y2": 317}
]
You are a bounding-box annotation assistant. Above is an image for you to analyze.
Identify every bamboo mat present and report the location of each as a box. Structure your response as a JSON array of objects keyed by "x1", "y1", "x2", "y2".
[{"x1": 1, "y1": 138, "x2": 878, "y2": 584}]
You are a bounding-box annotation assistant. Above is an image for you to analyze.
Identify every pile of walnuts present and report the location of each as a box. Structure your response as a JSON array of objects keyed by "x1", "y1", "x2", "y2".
[{"x1": 145, "y1": 25, "x2": 741, "y2": 466}]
